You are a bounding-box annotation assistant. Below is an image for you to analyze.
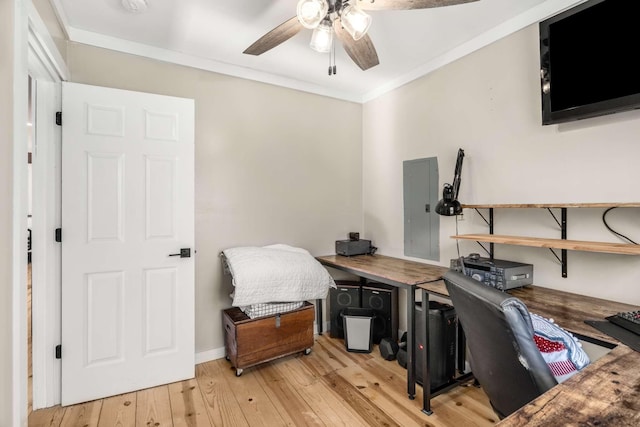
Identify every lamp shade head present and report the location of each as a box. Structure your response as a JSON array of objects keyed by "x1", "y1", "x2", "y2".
[
  {"x1": 435, "y1": 198, "x2": 462, "y2": 216},
  {"x1": 340, "y1": 4, "x2": 372, "y2": 40},
  {"x1": 310, "y1": 20, "x2": 333, "y2": 53},
  {"x1": 297, "y1": 0, "x2": 329, "y2": 29}
]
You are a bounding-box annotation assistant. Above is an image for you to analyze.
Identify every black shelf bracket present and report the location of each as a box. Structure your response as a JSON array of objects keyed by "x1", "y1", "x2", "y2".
[
  {"x1": 548, "y1": 247, "x2": 563, "y2": 266},
  {"x1": 545, "y1": 208, "x2": 568, "y2": 277},
  {"x1": 471, "y1": 206, "x2": 568, "y2": 276},
  {"x1": 473, "y1": 208, "x2": 494, "y2": 259},
  {"x1": 475, "y1": 242, "x2": 492, "y2": 258}
]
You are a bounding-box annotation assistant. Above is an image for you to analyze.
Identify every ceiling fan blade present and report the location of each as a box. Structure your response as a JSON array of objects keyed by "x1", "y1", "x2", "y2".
[
  {"x1": 355, "y1": 0, "x2": 478, "y2": 11},
  {"x1": 333, "y1": 20, "x2": 379, "y2": 71},
  {"x1": 243, "y1": 16, "x2": 304, "y2": 55}
]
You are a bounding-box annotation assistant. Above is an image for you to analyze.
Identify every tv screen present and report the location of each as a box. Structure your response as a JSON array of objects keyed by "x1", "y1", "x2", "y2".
[{"x1": 540, "y1": 0, "x2": 640, "y2": 125}]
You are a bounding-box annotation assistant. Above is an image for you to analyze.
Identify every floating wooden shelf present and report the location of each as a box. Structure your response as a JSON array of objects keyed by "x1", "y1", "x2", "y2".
[
  {"x1": 451, "y1": 234, "x2": 640, "y2": 256},
  {"x1": 462, "y1": 203, "x2": 640, "y2": 209},
  {"x1": 457, "y1": 203, "x2": 640, "y2": 277}
]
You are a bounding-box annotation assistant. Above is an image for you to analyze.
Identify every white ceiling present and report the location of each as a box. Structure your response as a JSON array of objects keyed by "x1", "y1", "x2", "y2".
[{"x1": 49, "y1": 0, "x2": 584, "y2": 102}]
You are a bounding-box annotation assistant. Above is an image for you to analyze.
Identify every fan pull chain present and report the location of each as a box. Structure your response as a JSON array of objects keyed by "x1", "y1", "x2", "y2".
[{"x1": 333, "y1": 38, "x2": 337, "y2": 75}]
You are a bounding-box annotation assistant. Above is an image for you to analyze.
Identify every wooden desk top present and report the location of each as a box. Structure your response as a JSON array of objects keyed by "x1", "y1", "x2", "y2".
[
  {"x1": 316, "y1": 254, "x2": 448, "y2": 287},
  {"x1": 417, "y1": 279, "x2": 449, "y2": 297},
  {"x1": 497, "y1": 344, "x2": 640, "y2": 426},
  {"x1": 418, "y1": 281, "x2": 639, "y2": 345},
  {"x1": 508, "y1": 286, "x2": 639, "y2": 345}
]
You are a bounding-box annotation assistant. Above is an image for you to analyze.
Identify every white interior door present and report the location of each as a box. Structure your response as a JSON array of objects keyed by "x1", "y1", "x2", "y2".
[{"x1": 61, "y1": 82, "x2": 195, "y2": 406}]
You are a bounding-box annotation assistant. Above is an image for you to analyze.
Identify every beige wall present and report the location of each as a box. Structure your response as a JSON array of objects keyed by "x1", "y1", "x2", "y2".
[
  {"x1": 66, "y1": 42, "x2": 364, "y2": 353},
  {"x1": 0, "y1": 0, "x2": 15, "y2": 421},
  {"x1": 363, "y1": 25, "x2": 640, "y2": 314}
]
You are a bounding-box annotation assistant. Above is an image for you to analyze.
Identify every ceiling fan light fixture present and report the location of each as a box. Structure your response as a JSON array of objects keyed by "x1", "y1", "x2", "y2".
[
  {"x1": 340, "y1": 4, "x2": 371, "y2": 40},
  {"x1": 296, "y1": 0, "x2": 329, "y2": 29},
  {"x1": 309, "y1": 20, "x2": 333, "y2": 53}
]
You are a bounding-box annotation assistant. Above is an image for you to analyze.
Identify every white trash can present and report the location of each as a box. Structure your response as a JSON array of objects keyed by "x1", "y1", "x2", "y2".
[{"x1": 342, "y1": 308, "x2": 376, "y2": 353}]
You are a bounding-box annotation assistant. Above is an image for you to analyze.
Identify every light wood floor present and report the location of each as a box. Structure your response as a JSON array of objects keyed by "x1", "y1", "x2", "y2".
[{"x1": 29, "y1": 333, "x2": 497, "y2": 427}]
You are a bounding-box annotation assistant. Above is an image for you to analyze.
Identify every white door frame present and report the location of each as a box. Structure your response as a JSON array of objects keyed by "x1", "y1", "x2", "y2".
[
  {"x1": 24, "y1": 0, "x2": 69, "y2": 413},
  {"x1": 10, "y1": 2, "x2": 29, "y2": 424}
]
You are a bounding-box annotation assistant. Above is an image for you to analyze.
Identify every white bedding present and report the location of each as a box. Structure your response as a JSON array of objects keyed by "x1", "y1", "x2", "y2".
[
  {"x1": 240, "y1": 301, "x2": 304, "y2": 319},
  {"x1": 222, "y1": 244, "x2": 336, "y2": 306}
]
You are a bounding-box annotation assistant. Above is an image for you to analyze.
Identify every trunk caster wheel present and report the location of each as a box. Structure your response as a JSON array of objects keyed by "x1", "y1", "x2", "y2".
[
  {"x1": 235, "y1": 368, "x2": 243, "y2": 377},
  {"x1": 304, "y1": 348, "x2": 312, "y2": 355}
]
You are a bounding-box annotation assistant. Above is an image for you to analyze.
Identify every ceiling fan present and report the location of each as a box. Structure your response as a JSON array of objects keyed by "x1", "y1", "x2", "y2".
[{"x1": 243, "y1": 0, "x2": 479, "y2": 72}]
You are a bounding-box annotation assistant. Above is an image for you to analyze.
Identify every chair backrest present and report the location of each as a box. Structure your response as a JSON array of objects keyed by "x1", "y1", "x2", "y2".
[{"x1": 443, "y1": 270, "x2": 557, "y2": 418}]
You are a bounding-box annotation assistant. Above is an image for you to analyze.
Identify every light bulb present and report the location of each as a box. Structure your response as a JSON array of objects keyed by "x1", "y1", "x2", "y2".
[
  {"x1": 310, "y1": 21, "x2": 333, "y2": 53},
  {"x1": 297, "y1": 0, "x2": 328, "y2": 29},
  {"x1": 300, "y1": 3, "x2": 320, "y2": 19},
  {"x1": 340, "y1": 4, "x2": 371, "y2": 40}
]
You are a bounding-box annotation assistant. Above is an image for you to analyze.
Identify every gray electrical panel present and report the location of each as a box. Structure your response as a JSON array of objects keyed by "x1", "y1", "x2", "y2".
[{"x1": 403, "y1": 157, "x2": 439, "y2": 261}]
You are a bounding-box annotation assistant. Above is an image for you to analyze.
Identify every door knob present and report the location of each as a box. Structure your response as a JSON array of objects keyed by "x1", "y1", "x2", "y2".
[{"x1": 169, "y1": 248, "x2": 191, "y2": 258}]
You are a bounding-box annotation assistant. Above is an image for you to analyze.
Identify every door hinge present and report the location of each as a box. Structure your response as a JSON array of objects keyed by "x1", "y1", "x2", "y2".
[
  {"x1": 55, "y1": 228, "x2": 62, "y2": 243},
  {"x1": 55, "y1": 111, "x2": 62, "y2": 126},
  {"x1": 55, "y1": 345, "x2": 61, "y2": 359}
]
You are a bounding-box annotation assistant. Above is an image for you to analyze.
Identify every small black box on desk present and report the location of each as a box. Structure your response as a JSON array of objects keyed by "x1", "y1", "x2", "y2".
[{"x1": 336, "y1": 239, "x2": 374, "y2": 256}]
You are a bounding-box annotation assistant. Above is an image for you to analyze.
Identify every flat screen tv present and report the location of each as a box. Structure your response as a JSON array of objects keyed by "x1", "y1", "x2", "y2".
[{"x1": 539, "y1": 0, "x2": 640, "y2": 125}]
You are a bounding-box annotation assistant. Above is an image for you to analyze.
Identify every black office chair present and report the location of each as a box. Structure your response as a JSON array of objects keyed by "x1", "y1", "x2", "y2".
[{"x1": 443, "y1": 270, "x2": 557, "y2": 419}]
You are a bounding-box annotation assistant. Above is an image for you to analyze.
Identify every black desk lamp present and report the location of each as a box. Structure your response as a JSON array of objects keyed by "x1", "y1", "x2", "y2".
[{"x1": 435, "y1": 148, "x2": 465, "y2": 216}]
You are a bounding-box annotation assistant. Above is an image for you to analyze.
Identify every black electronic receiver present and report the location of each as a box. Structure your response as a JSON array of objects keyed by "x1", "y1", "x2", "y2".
[
  {"x1": 335, "y1": 239, "x2": 377, "y2": 256},
  {"x1": 450, "y1": 254, "x2": 533, "y2": 290},
  {"x1": 606, "y1": 310, "x2": 640, "y2": 336}
]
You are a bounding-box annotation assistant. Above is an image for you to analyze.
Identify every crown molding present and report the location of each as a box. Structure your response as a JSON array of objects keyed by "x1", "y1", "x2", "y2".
[
  {"x1": 53, "y1": 0, "x2": 585, "y2": 104},
  {"x1": 66, "y1": 26, "x2": 364, "y2": 103},
  {"x1": 361, "y1": 0, "x2": 585, "y2": 102}
]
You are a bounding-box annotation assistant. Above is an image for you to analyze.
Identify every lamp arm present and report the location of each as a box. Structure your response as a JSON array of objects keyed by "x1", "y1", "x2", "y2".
[{"x1": 451, "y1": 148, "x2": 465, "y2": 200}]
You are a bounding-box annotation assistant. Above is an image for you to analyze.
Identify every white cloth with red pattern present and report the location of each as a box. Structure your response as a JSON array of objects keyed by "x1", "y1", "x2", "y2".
[{"x1": 530, "y1": 313, "x2": 591, "y2": 383}]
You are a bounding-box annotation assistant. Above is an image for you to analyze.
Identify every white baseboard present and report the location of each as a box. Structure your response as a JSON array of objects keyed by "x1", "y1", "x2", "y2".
[
  {"x1": 316, "y1": 321, "x2": 331, "y2": 336},
  {"x1": 195, "y1": 347, "x2": 226, "y2": 365}
]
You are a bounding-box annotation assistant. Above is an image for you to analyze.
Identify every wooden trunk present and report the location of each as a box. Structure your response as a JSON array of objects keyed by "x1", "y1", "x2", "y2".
[{"x1": 223, "y1": 301, "x2": 315, "y2": 375}]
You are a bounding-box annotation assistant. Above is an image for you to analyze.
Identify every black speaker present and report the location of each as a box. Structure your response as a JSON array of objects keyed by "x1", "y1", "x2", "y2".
[
  {"x1": 415, "y1": 301, "x2": 457, "y2": 390},
  {"x1": 362, "y1": 283, "x2": 398, "y2": 344},
  {"x1": 329, "y1": 281, "x2": 360, "y2": 339}
]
